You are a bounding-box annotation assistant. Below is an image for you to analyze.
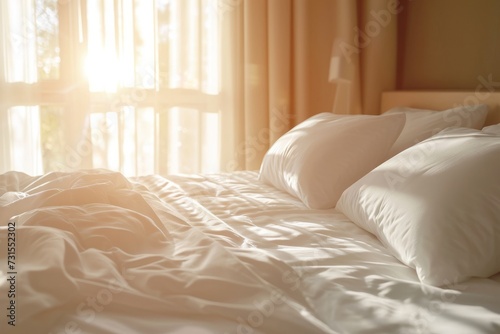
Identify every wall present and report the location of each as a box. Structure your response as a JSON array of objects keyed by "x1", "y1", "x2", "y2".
[{"x1": 398, "y1": 0, "x2": 500, "y2": 90}]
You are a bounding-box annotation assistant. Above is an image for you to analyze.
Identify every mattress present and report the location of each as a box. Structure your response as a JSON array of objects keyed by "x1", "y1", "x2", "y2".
[{"x1": 1, "y1": 169, "x2": 499, "y2": 333}]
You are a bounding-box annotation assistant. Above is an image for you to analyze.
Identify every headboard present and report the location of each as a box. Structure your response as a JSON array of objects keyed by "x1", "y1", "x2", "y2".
[{"x1": 381, "y1": 91, "x2": 500, "y2": 126}]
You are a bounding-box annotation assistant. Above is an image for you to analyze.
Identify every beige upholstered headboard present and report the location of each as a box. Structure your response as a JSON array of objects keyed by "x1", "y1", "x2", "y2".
[{"x1": 381, "y1": 91, "x2": 500, "y2": 126}]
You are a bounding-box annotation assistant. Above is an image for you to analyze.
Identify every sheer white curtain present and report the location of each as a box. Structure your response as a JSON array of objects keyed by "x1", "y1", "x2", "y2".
[{"x1": 0, "y1": 0, "x2": 222, "y2": 176}]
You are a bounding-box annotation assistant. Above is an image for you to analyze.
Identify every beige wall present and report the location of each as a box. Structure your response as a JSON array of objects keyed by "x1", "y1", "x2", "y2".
[{"x1": 399, "y1": 0, "x2": 500, "y2": 90}]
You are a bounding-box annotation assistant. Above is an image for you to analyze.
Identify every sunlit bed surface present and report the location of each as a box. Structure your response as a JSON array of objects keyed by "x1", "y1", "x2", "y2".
[{"x1": 1, "y1": 169, "x2": 499, "y2": 334}]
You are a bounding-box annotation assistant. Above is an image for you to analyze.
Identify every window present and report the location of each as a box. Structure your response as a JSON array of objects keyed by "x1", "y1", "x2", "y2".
[{"x1": 0, "y1": 0, "x2": 221, "y2": 176}]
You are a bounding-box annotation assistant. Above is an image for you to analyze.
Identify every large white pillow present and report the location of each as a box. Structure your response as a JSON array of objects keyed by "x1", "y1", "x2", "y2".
[
  {"x1": 336, "y1": 127, "x2": 500, "y2": 286},
  {"x1": 258, "y1": 112, "x2": 405, "y2": 209},
  {"x1": 384, "y1": 104, "x2": 488, "y2": 155}
]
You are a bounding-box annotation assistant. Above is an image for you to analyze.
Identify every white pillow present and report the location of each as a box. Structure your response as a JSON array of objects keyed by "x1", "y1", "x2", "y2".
[
  {"x1": 482, "y1": 123, "x2": 500, "y2": 135},
  {"x1": 384, "y1": 104, "x2": 488, "y2": 155},
  {"x1": 336, "y1": 127, "x2": 500, "y2": 286},
  {"x1": 258, "y1": 112, "x2": 405, "y2": 209}
]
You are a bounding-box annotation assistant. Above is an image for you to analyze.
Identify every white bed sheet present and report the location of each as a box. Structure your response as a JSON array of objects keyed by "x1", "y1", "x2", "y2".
[
  {"x1": 138, "y1": 171, "x2": 500, "y2": 334},
  {"x1": 0, "y1": 170, "x2": 499, "y2": 334}
]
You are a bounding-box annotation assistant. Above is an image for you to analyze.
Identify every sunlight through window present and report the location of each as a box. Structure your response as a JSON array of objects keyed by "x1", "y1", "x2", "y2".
[{"x1": 1, "y1": 0, "x2": 221, "y2": 176}]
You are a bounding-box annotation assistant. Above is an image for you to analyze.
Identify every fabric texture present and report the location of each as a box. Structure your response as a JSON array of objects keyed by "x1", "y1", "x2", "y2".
[
  {"x1": 336, "y1": 127, "x2": 500, "y2": 286},
  {"x1": 259, "y1": 112, "x2": 405, "y2": 209}
]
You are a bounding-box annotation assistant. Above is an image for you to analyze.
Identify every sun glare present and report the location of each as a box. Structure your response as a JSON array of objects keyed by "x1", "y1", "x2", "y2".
[
  {"x1": 84, "y1": 53, "x2": 121, "y2": 93},
  {"x1": 1, "y1": 0, "x2": 222, "y2": 176}
]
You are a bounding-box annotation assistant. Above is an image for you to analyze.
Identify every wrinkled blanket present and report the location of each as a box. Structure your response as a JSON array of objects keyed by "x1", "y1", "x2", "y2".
[{"x1": 0, "y1": 170, "x2": 335, "y2": 334}]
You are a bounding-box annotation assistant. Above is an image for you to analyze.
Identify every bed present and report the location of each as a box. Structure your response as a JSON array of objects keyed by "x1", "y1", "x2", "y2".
[{"x1": 1, "y1": 91, "x2": 500, "y2": 334}]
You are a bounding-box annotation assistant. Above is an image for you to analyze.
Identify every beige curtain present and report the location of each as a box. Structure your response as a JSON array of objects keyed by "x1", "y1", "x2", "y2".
[
  {"x1": 331, "y1": 0, "x2": 399, "y2": 115},
  {"x1": 220, "y1": 0, "x2": 338, "y2": 171},
  {"x1": 220, "y1": 0, "x2": 400, "y2": 171}
]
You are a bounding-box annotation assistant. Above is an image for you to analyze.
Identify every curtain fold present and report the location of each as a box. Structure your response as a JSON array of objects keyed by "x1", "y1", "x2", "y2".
[{"x1": 221, "y1": 0, "x2": 340, "y2": 170}]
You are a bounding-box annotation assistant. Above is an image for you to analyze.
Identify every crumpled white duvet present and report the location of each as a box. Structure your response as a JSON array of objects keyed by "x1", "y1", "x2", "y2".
[
  {"x1": 0, "y1": 170, "x2": 335, "y2": 334},
  {"x1": 1, "y1": 170, "x2": 500, "y2": 334}
]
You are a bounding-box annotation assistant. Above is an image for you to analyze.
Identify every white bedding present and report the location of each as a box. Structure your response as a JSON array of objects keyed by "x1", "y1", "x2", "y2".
[{"x1": 1, "y1": 169, "x2": 499, "y2": 334}]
